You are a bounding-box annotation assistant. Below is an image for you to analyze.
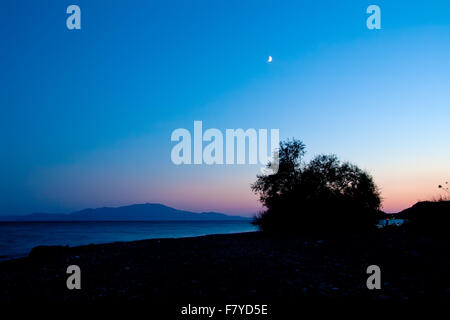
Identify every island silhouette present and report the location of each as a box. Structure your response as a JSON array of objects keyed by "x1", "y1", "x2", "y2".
[{"x1": 0, "y1": 203, "x2": 250, "y2": 222}]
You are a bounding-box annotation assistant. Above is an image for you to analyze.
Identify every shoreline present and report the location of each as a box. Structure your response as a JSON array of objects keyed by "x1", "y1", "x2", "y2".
[
  {"x1": 0, "y1": 230, "x2": 258, "y2": 262},
  {"x1": 0, "y1": 231, "x2": 449, "y2": 302}
]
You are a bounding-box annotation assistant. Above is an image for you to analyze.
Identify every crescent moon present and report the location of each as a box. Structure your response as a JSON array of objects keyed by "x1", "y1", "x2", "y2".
[{"x1": 267, "y1": 56, "x2": 272, "y2": 63}]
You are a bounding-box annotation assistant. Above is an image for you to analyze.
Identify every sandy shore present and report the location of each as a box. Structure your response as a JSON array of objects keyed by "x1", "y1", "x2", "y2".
[{"x1": 0, "y1": 231, "x2": 448, "y2": 303}]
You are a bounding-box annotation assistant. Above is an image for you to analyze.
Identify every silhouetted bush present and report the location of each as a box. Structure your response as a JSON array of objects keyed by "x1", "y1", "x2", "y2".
[{"x1": 252, "y1": 139, "x2": 381, "y2": 233}]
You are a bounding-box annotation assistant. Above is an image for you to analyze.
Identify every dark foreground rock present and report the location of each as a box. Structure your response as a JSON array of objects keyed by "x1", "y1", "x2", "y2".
[{"x1": 0, "y1": 231, "x2": 448, "y2": 303}]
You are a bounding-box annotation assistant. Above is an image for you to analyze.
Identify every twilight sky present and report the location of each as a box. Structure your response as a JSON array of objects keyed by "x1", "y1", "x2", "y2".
[{"x1": 1, "y1": 0, "x2": 450, "y2": 216}]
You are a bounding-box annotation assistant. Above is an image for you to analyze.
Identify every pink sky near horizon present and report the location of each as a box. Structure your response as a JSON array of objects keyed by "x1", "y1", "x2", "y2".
[
  {"x1": 32, "y1": 158, "x2": 447, "y2": 216},
  {"x1": 26, "y1": 129, "x2": 449, "y2": 217}
]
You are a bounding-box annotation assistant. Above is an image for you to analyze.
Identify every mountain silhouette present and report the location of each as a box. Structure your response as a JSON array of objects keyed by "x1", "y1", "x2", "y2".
[{"x1": 0, "y1": 203, "x2": 250, "y2": 222}]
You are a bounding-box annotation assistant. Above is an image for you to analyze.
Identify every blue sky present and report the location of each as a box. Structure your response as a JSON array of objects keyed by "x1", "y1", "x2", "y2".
[{"x1": 1, "y1": 1, "x2": 450, "y2": 215}]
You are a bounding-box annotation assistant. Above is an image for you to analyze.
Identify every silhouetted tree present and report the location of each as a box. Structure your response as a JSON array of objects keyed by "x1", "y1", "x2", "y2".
[{"x1": 252, "y1": 139, "x2": 381, "y2": 233}]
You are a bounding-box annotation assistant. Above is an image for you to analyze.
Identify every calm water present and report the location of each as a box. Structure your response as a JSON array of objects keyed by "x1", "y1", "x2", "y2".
[{"x1": 0, "y1": 221, "x2": 256, "y2": 261}]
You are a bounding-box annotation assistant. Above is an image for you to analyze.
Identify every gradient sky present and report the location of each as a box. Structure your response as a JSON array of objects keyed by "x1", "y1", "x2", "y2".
[{"x1": 1, "y1": 0, "x2": 450, "y2": 216}]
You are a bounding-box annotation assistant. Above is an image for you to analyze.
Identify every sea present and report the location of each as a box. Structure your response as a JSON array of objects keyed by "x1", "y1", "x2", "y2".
[{"x1": 0, "y1": 221, "x2": 257, "y2": 261}]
